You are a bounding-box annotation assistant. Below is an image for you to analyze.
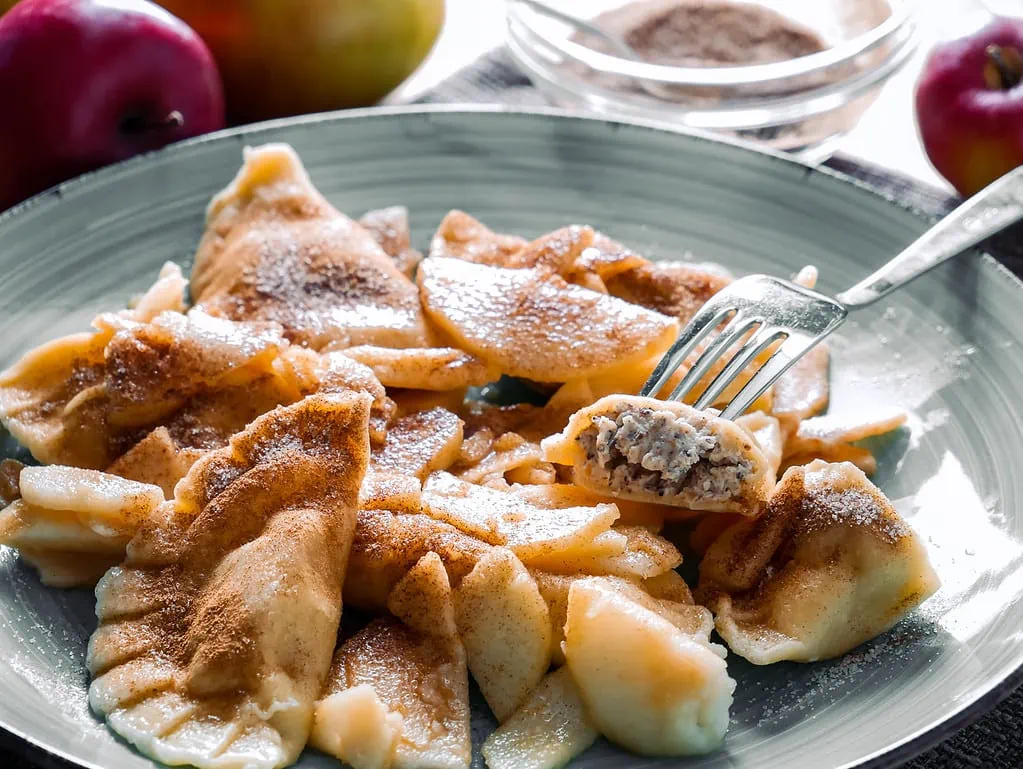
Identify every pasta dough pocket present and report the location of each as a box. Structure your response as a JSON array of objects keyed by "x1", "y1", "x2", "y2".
[
  {"x1": 697, "y1": 460, "x2": 940, "y2": 665},
  {"x1": 87, "y1": 392, "x2": 370, "y2": 769}
]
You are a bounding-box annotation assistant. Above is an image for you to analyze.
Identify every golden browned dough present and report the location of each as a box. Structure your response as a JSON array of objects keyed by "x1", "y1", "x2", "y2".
[
  {"x1": 697, "y1": 460, "x2": 940, "y2": 664},
  {"x1": 418, "y1": 258, "x2": 678, "y2": 382},
  {"x1": 343, "y1": 345, "x2": 499, "y2": 392},
  {"x1": 192, "y1": 144, "x2": 433, "y2": 350},
  {"x1": 314, "y1": 617, "x2": 470, "y2": 769},
  {"x1": 421, "y1": 471, "x2": 619, "y2": 564},
  {"x1": 87, "y1": 393, "x2": 370, "y2": 769},
  {"x1": 104, "y1": 310, "x2": 286, "y2": 427},
  {"x1": 430, "y1": 211, "x2": 645, "y2": 290},
  {"x1": 106, "y1": 428, "x2": 205, "y2": 499},
  {"x1": 605, "y1": 260, "x2": 731, "y2": 325},
  {"x1": 0, "y1": 465, "x2": 165, "y2": 587},
  {"x1": 0, "y1": 459, "x2": 24, "y2": 506},
  {"x1": 532, "y1": 571, "x2": 708, "y2": 667},
  {"x1": 0, "y1": 329, "x2": 114, "y2": 468},
  {"x1": 455, "y1": 432, "x2": 555, "y2": 487},
  {"x1": 372, "y1": 407, "x2": 464, "y2": 482},
  {"x1": 391, "y1": 388, "x2": 468, "y2": 419},
  {"x1": 784, "y1": 408, "x2": 907, "y2": 459},
  {"x1": 359, "y1": 205, "x2": 424, "y2": 279},
  {"x1": 543, "y1": 394, "x2": 771, "y2": 513},
  {"x1": 345, "y1": 509, "x2": 493, "y2": 612},
  {"x1": 771, "y1": 342, "x2": 830, "y2": 436},
  {"x1": 429, "y1": 210, "x2": 528, "y2": 266}
]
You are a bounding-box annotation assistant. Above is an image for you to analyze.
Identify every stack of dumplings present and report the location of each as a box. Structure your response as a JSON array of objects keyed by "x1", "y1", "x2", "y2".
[{"x1": 0, "y1": 144, "x2": 939, "y2": 769}]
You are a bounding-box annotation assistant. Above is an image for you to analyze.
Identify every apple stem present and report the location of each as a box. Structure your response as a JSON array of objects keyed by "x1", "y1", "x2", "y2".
[
  {"x1": 120, "y1": 110, "x2": 185, "y2": 136},
  {"x1": 986, "y1": 45, "x2": 1022, "y2": 90}
]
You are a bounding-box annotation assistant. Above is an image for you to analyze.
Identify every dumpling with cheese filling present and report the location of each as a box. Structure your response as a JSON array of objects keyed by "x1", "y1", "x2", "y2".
[
  {"x1": 697, "y1": 460, "x2": 940, "y2": 664},
  {"x1": 87, "y1": 392, "x2": 370, "y2": 769},
  {"x1": 191, "y1": 143, "x2": 433, "y2": 350},
  {"x1": 543, "y1": 394, "x2": 771, "y2": 513}
]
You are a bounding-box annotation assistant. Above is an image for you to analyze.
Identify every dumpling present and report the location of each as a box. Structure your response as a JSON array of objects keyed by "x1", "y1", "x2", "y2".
[
  {"x1": 0, "y1": 465, "x2": 164, "y2": 587},
  {"x1": 191, "y1": 143, "x2": 433, "y2": 350},
  {"x1": 359, "y1": 205, "x2": 423, "y2": 279},
  {"x1": 455, "y1": 432, "x2": 553, "y2": 487},
  {"x1": 0, "y1": 308, "x2": 296, "y2": 471},
  {"x1": 453, "y1": 548, "x2": 552, "y2": 721},
  {"x1": 533, "y1": 572, "x2": 708, "y2": 667},
  {"x1": 604, "y1": 260, "x2": 731, "y2": 325},
  {"x1": 345, "y1": 509, "x2": 492, "y2": 613},
  {"x1": 103, "y1": 309, "x2": 286, "y2": 427},
  {"x1": 429, "y1": 210, "x2": 527, "y2": 266},
  {"x1": 770, "y1": 343, "x2": 830, "y2": 436},
  {"x1": 542, "y1": 394, "x2": 772, "y2": 513},
  {"x1": 697, "y1": 460, "x2": 940, "y2": 665},
  {"x1": 312, "y1": 552, "x2": 471, "y2": 769},
  {"x1": 371, "y1": 407, "x2": 464, "y2": 482},
  {"x1": 417, "y1": 257, "x2": 678, "y2": 382},
  {"x1": 563, "y1": 577, "x2": 734, "y2": 756},
  {"x1": 429, "y1": 211, "x2": 644, "y2": 290},
  {"x1": 421, "y1": 471, "x2": 620, "y2": 564},
  {"x1": 342, "y1": 345, "x2": 498, "y2": 391},
  {"x1": 481, "y1": 666, "x2": 598, "y2": 769},
  {"x1": 87, "y1": 392, "x2": 370, "y2": 769},
  {"x1": 0, "y1": 329, "x2": 113, "y2": 468}
]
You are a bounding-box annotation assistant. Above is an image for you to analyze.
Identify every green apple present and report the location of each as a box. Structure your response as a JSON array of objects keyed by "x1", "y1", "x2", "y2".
[{"x1": 157, "y1": 0, "x2": 444, "y2": 123}]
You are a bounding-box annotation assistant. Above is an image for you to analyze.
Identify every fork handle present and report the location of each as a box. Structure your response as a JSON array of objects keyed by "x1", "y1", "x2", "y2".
[{"x1": 835, "y1": 166, "x2": 1023, "y2": 308}]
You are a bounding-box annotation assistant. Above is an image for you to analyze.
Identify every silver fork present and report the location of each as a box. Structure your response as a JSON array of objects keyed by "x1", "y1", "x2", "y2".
[{"x1": 641, "y1": 166, "x2": 1023, "y2": 420}]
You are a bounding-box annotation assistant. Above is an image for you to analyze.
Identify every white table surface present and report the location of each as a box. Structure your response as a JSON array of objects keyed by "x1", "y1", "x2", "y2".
[{"x1": 388, "y1": 0, "x2": 1015, "y2": 193}]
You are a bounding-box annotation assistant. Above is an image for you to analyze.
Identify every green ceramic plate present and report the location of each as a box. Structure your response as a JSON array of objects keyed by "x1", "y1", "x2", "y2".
[{"x1": 0, "y1": 107, "x2": 1020, "y2": 769}]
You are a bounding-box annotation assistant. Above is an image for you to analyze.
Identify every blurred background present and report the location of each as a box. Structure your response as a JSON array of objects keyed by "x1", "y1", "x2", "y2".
[{"x1": 1, "y1": 0, "x2": 1022, "y2": 209}]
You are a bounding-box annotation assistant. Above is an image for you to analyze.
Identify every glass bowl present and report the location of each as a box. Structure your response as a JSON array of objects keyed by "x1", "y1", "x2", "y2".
[{"x1": 505, "y1": 0, "x2": 918, "y2": 158}]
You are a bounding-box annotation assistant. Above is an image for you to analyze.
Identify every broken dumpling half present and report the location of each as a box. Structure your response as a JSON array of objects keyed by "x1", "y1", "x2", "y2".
[
  {"x1": 542, "y1": 394, "x2": 772, "y2": 513},
  {"x1": 697, "y1": 460, "x2": 940, "y2": 665}
]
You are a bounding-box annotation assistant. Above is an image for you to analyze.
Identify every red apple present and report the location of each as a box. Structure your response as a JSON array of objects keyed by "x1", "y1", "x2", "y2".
[
  {"x1": 0, "y1": 0, "x2": 225, "y2": 211},
  {"x1": 916, "y1": 18, "x2": 1023, "y2": 197}
]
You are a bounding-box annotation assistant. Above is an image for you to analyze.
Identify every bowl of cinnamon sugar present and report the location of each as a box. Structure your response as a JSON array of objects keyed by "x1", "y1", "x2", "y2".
[{"x1": 505, "y1": 0, "x2": 916, "y2": 158}]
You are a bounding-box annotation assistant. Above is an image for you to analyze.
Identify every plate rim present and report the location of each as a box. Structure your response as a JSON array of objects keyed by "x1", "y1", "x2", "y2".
[{"x1": 0, "y1": 103, "x2": 1020, "y2": 769}]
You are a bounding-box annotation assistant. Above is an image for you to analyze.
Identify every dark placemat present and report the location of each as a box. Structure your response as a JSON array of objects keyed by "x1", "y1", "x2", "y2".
[{"x1": 416, "y1": 47, "x2": 1023, "y2": 769}]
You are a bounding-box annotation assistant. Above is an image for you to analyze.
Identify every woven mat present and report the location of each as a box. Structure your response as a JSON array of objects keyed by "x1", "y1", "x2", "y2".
[{"x1": 415, "y1": 47, "x2": 1023, "y2": 769}]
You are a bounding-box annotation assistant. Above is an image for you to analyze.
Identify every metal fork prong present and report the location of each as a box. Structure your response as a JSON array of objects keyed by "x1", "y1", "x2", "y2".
[
  {"x1": 639, "y1": 303, "x2": 735, "y2": 397},
  {"x1": 691, "y1": 325, "x2": 787, "y2": 410},
  {"x1": 665, "y1": 315, "x2": 760, "y2": 402},
  {"x1": 719, "y1": 334, "x2": 821, "y2": 420}
]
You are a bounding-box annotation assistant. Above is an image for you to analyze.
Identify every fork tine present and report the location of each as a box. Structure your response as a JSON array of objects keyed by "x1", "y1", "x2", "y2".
[
  {"x1": 664, "y1": 314, "x2": 760, "y2": 402},
  {"x1": 719, "y1": 333, "x2": 821, "y2": 420},
  {"x1": 639, "y1": 301, "x2": 734, "y2": 397},
  {"x1": 689, "y1": 326, "x2": 788, "y2": 409}
]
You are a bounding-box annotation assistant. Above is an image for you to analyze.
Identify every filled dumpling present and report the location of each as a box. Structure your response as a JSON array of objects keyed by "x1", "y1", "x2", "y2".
[
  {"x1": 191, "y1": 144, "x2": 433, "y2": 350},
  {"x1": 543, "y1": 394, "x2": 772, "y2": 513},
  {"x1": 87, "y1": 392, "x2": 370, "y2": 769},
  {"x1": 417, "y1": 258, "x2": 678, "y2": 383},
  {"x1": 697, "y1": 460, "x2": 940, "y2": 664}
]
